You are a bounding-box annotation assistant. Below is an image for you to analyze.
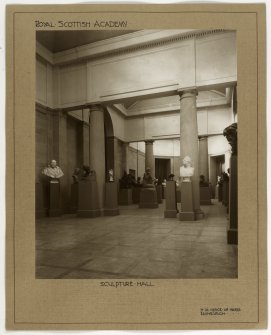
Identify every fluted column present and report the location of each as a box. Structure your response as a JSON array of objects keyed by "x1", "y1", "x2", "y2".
[
  {"x1": 89, "y1": 104, "x2": 105, "y2": 209},
  {"x1": 199, "y1": 136, "x2": 209, "y2": 182},
  {"x1": 178, "y1": 89, "x2": 203, "y2": 219},
  {"x1": 145, "y1": 140, "x2": 155, "y2": 177}
]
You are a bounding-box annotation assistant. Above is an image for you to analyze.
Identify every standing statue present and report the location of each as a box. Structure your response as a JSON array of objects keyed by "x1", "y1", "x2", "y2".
[
  {"x1": 179, "y1": 156, "x2": 194, "y2": 182},
  {"x1": 42, "y1": 160, "x2": 64, "y2": 181}
]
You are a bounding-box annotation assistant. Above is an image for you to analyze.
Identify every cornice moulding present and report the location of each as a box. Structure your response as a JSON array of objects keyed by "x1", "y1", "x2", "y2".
[{"x1": 36, "y1": 29, "x2": 228, "y2": 66}]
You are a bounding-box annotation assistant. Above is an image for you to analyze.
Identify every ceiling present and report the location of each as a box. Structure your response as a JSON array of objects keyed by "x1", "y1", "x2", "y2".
[{"x1": 36, "y1": 30, "x2": 138, "y2": 53}]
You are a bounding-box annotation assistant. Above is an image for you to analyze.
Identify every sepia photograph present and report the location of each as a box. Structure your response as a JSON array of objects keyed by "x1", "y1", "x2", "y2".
[{"x1": 35, "y1": 29, "x2": 238, "y2": 279}]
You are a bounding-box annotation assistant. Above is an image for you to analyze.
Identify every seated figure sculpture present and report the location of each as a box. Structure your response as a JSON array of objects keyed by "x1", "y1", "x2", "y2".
[
  {"x1": 142, "y1": 167, "x2": 155, "y2": 188},
  {"x1": 42, "y1": 159, "x2": 64, "y2": 181},
  {"x1": 179, "y1": 156, "x2": 194, "y2": 182}
]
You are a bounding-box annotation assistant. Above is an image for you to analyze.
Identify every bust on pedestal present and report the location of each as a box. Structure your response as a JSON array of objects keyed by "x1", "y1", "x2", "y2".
[
  {"x1": 77, "y1": 166, "x2": 101, "y2": 217},
  {"x1": 139, "y1": 167, "x2": 158, "y2": 208},
  {"x1": 42, "y1": 159, "x2": 64, "y2": 217},
  {"x1": 179, "y1": 156, "x2": 195, "y2": 221},
  {"x1": 104, "y1": 169, "x2": 119, "y2": 216}
]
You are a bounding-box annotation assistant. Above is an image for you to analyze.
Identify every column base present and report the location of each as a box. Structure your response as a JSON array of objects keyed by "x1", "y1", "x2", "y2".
[
  {"x1": 227, "y1": 228, "x2": 238, "y2": 244},
  {"x1": 195, "y1": 208, "x2": 205, "y2": 220},
  {"x1": 77, "y1": 209, "x2": 101, "y2": 218},
  {"x1": 179, "y1": 211, "x2": 196, "y2": 221},
  {"x1": 164, "y1": 209, "x2": 178, "y2": 218},
  {"x1": 104, "y1": 208, "x2": 120, "y2": 216}
]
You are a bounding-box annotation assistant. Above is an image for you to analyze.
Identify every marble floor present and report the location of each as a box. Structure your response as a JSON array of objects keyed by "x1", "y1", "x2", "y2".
[{"x1": 36, "y1": 200, "x2": 237, "y2": 279}]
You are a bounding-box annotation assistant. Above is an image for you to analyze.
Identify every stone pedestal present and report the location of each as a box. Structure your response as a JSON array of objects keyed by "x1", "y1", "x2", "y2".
[
  {"x1": 139, "y1": 187, "x2": 158, "y2": 208},
  {"x1": 200, "y1": 186, "x2": 212, "y2": 205},
  {"x1": 132, "y1": 186, "x2": 141, "y2": 204},
  {"x1": 179, "y1": 181, "x2": 195, "y2": 221},
  {"x1": 104, "y1": 182, "x2": 119, "y2": 216},
  {"x1": 119, "y1": 188, "x2": 133, "y2": 205},
  {"x1": 77, "y1": 178, "x2": 101, "y2": 217},
  {"x1": 49, "y1": 181, "x2": 62, "y2": 217},
  {"x1": 222, "y1": 180, "x2": 229, "y2": 207},
  {"x1": 156, "y1": 185, "x2": 162, "y2": 204},
  {"x1": 164, "y1": 181, "x2": 177, "y2": 218},
  {"x1": 228, "y1": 155, "x2": 238, "y2": 244},
  {"x1": 70, "y1": 183, "x2": 78, "y2": 213},
  {"x1": 176, "y1": 189, "x2": 181, "y2": 203},
  {"x1": 162, "y1": 185, "x2": 166, "y2": 199}
]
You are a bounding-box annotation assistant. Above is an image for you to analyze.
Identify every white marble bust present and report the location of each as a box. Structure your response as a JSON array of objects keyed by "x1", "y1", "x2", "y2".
[
  {"x1": 180, "y1": 156, "x2": 194, "y2": 182},
  {"x1": 109, "y1": 169, "x2": 114, "y2": 182},
  {"x1": 42, "y1": 160, "x2": 64, "y2": 181}
]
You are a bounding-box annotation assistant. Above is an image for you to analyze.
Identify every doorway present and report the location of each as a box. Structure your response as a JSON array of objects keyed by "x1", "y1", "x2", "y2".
[
  {"x1": 209, "y1": 154, "x2": 225, "y2": 197},
  {"x1": 155, "y1": 158, "x2": 171, "y2": 184}
]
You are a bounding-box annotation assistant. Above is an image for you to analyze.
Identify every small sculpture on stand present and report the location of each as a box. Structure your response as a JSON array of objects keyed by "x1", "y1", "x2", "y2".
[
  {"x1": 179, "y1": 156, "x2": 194, "y2": 182},
  {"x1": 108, "y1": 169, "x2": 114, "y2": 182},
  {"x1": 223, "y1": 123, "x2": 237, "y2": 156},
  {"x1": 199, "y1": 174, "x2": 208, "y2": 186},
  {"x1": 42, "y1": 159, "x2": 63, "y2": 217},
  {"x1": 72, "y1": 167, "x2": 80, "y2": 184},
  {"x1": 42, "y1": 159, "x2": 64, "y2": 182},
  {"x1": 119, "y1": 171, "x2": 133, "y2": 189},
  {"x1": 142, "y1": 167, "x2": 154, "y2": 188},
  {"x1": 139, "y1": 167, "x2": 158, "y2": 208},
  {"x1": 81, "y1": 165, "x2": 91, "y2": 180},
  {"x1": 168, "y1": 173, "x2": 175, "y2": 181}
]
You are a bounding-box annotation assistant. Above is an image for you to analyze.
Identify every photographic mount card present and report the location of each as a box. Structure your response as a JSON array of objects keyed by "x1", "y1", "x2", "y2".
[{"x1": 6, "y1": 3, "x2": 267, "y2": 330}]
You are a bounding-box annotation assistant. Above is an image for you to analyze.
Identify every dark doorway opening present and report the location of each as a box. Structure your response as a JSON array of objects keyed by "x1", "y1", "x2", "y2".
[
  {"x1": 209, "y1": 154, "x2": 225, "y2": 197},
  {"x1": 155, "y1": 158, "x2": 171, "y2": 184}
]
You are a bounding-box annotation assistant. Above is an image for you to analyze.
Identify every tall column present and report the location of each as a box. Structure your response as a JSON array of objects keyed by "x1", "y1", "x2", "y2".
[
  {"x1": 122, "y1": 142, "x2": 129, "y2": 173},
  {"x1": 223, "y1": 123, "x2": 238, "y2": 244},
  {"x1": 82, "y1": 108, "x2": 90, "y2": 166},
  {"x1": 89, "y1": 104, "x2": 105, "y2": 210},
  {"x1": 199, "y1": 136, "x2": 209, "y2": 181},
  {"x1": 145, "y1": 140, "x2": 155, "y2": 177},
  {"x1": 178, "y1": 89, "x2": 203, "y2": 219}
]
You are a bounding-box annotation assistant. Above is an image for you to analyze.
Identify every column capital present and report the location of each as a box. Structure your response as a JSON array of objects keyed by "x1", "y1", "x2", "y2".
[
  {"x1": 145, "y1": 140, "x2": 155, "y2": 144},
  {"x1": 198, "y1": 135, "x2": 208, "y2": 140},
  {"x1": 87, "y1": 103, "x2": 104, "y2": 113},
  {"x1": 177, "y1": 88, "x2": 198, "y2": 99}
]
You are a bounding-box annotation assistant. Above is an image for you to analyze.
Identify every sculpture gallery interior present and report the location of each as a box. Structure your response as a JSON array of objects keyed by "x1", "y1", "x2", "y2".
[{"x1": 36, "y1": 29, "x2": 238, "y2": 279}]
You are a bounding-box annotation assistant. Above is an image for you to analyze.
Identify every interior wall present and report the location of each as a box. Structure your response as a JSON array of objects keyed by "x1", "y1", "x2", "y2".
[
  {"x1": 127, "y1": 146, "x2": 145, "y2": 179},
  {"x1": 36, "y1": 107, "x2": 83, "y2": 216},
  {"x1": 37, "y1": 31, "x2": 236, "y2": 109},
  {"x1": 36, "y1": 58, "x2": 54, "y2": 109}
]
